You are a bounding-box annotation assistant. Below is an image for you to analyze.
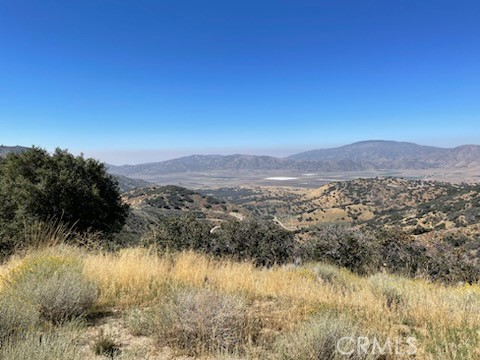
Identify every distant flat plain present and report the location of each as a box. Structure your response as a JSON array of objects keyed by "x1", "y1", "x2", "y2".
[{"x1": 136, "y1": 167, "x2": 480, "y2": 189}]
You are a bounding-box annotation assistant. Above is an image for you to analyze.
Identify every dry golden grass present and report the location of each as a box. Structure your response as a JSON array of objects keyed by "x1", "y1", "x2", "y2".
[{"x1": 2, "y1": 246, "x2": 480, "y2": 359}]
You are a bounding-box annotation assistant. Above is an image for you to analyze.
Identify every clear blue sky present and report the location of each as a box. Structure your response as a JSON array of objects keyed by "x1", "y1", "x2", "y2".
[{"x1": 1, "y1": 1, "x2": 479, "y2": 164}]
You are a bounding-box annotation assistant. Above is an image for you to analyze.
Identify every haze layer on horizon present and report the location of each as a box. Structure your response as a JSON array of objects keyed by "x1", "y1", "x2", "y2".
[
  {"x1": 1, "y1": 1, "x2": 479, "y2": 164},
  {"x1": 83, "y1": 138, "x2": 476, "y2": 166}
]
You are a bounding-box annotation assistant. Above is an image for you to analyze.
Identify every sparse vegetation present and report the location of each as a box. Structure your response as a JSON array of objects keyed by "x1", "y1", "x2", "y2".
[
  {"x1": 0, "y1": 326, "x2": 84, "y2": 360},
  {"x1": 92, "y1": 329, "x2": 121, "y2": 357},
  {"x1": 2, "y1": 248, "x2": 98, "y2": 324},
  {"x1": 0, "y1": 291, "x2": 39, "y2": 344},
  {"x1": 127, "y1": 288, "x2": 254, "y2": 355},
  {"x1": 274, "y1": 313, "x2": 381, "y2": 360},
  {"x1": 0, "y1": 242, "x2": 479, "y2": 358}
]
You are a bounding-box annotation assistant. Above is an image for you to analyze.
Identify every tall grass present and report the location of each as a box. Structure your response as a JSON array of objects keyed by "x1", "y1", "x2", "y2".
[
  {"x1": 1, "y1": 245, "x2": 480, "y2": 358},
  {"x1": 0, "y1": 326, "x2": 84, "y2": 360}
]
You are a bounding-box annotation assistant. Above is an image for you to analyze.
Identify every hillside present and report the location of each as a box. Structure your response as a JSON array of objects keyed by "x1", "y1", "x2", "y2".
[
  {"x1": 121, "y1": 185, "x2": 247, "y2": 236},
  {"x1": 303, "y1": 178, "x2": 480, "y2": 231},
  {"x1": 114, "y1": 175, "x2": 152, "y2": 193},
  {"x1": 204, "y1": 178, "x2": 480, "y2": 235},
  {"x1": 2, "y1": 245, "x2": 478, "y2": 359}
]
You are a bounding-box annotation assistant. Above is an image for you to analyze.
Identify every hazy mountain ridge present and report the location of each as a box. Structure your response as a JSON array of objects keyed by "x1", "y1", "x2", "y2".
[
  {"x1": 108, "y1": 154, "x2": 369, "y2": 178},
  {"x1": 0, "y1": 145, "x2": 30, "y2": 157},
  {"x1": 4, "y1": 142, "x2": 480, "y2": 181},
  {"x1": 108, "y1": 141, "x2": 480, "y2": 179},
  {"x1": 290, "y1": 141, "x2": 480, "y2": 168}
]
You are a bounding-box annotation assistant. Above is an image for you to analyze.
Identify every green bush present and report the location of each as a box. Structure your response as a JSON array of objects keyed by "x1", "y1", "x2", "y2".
[
  {"x1": 0, "y1": 147, "x2": 128, "y2": 253},
  {"x1": 147, "y1": 214, "x2": 212, "y2": 252},
  {"x1": 300, "y1": 224, "x2": 379, "y2": 275},
  {"x1": 214, "y1": 218, "x2": 295, "y2": 266},
  {"x1": 4, "y1": 252, "x2": 98, "y2": 324},
  {"x1": 148, "y1": 216, "x2": 295, "y2": 267}
]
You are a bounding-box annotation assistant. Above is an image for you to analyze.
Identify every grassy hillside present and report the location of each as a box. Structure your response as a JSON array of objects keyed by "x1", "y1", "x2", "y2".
[
  {"x1": 115, "y1": 185, "x2": 247, "y2": 244},
  {"x1": 0, "y1": 244, "x2": 479, "y2": 359}
]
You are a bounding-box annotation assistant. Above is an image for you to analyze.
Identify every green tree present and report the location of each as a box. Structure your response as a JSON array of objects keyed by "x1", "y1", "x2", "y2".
[{"x1": 0, "y1": 147, "x2": 128, "y2": 249}]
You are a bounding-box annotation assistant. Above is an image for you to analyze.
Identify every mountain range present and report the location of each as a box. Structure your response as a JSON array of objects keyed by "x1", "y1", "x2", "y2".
[
  {"x1": 0, "y1": 145, "x2": 29, "y2": 157},
  {"x1": 108, "y1": 141, "x2": 480, "y2": 178},
  {"x1": 3, "y1": 141, "x2": 480, "y2": 182}
]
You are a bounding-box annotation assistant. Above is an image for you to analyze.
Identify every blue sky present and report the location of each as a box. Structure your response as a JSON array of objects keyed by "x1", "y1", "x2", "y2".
[{"x1": 1, "y1": 1, "x2": 479, "y2": 164}]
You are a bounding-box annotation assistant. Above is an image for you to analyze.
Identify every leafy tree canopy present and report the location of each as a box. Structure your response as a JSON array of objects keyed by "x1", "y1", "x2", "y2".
[{"x1": 0, "y1": 147, "x2": 128, "y2": 244}]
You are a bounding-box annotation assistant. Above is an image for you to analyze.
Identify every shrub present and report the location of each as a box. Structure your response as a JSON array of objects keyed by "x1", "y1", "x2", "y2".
[
  {"x1": 4, "y1": 252, "x2": 98, "y2": 324},
  {"x1": 311, "y1": 263, "x2": 354, "y2": 291},
  {"x1": 127, "y1": 288, "x2": 254, "y2": 355},
  {"x1": 373, "y1": 228, "x2": 480, "y2": 283},
  {"x1": 374, "y1": 228, "x2": 429, "y2": 277},
  {"x1": 369, "y1": 273, "x2": 406, "y2": 309},
  {"x1": 126, "y1": 308, "x2": 157, "y2": 337},
  {"x1": 92, "y1": 329, "x2": 121, "y2": 357},
  {"x1": 299, "y1": 224, "x2": 379, "y2": 275},
  {"x1": 274, "y1": 313, "x2": 379, "y2": 360},
  {"x1": 424, "y1": 244, "x2": 480, "y2": 284},
  {"x1": 312, "y1": 263, "x2": 343, "y2": 284},
  {"x1": 147, "y1": 214, "x2": 212, "y2": 252},
  {"x1": 0, "y1": 327, "x2": 84, "y2": 360},
  {"x1": 0, "y1": 291, "x2": 39, "y2": 344},
  {"x1": 214, "y1": 218, "x2": 295, "y2": 266},
  {"x1": 148, "y1": 216, "x2": 295, "y2": 267}
]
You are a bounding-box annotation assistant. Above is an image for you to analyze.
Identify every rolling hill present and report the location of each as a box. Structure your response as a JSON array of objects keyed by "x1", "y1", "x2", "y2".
[
  {"x1": 204, "y1": 177, "x2": 480, "y2": 235},
  {"x1": 121, "y1": 185, "x2": 247, "y2": 236},
  {"x1": 115, "y1": 175, "x2": 152, "y2": 193}
]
